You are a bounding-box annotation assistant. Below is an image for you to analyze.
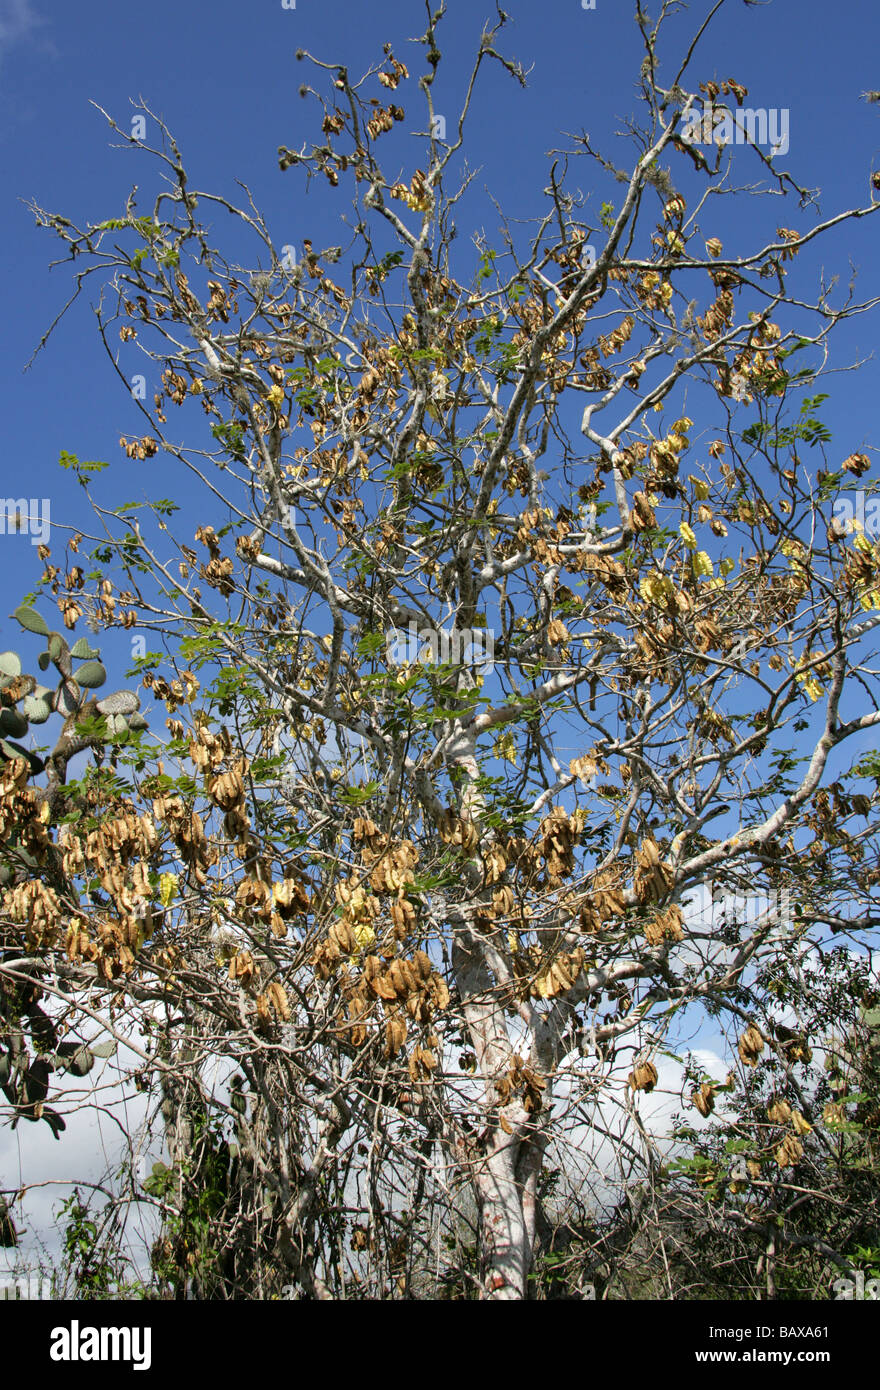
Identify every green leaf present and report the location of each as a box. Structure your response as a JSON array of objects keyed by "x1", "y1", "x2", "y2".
[
  {"x1": 0, "y1": 651, "x2": 21, "y2": 678},
  {"x1": 357, "y1": 632, "x2": 387, "y2": 659},
  {"x1": 337, "y1": 781, "x2": 378, "y2": 807},
  {"x1": 13, "y1": 603, "x2": 49, "y2": 636},
  {"x1": 73, "y1": 661, "x2": 107, "y2": 689},
  {"x1": 20, "y1": 692, "x2": 51, "y2": 724},
  {"x1": 0, "y1": 708, "x2": 29, "y2": 739},
  {"x1": 96, "y1": 690, "x2": 139, "y2": 716},
  {"x1": 142, "y1": 1162, "x2": 173, "y2": 1197},
  {"x1": 0, "y1": 740, "x2": 42, "y2": 773},
  {"x1": 70, "y1": 638, "x2": 101, "y2": 661}
]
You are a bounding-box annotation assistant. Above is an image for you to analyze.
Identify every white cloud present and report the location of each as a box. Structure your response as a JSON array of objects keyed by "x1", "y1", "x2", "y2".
[
  {"x1": 0, "y1": 1048, "x2": 157, "y2": 1287},
  {"x1": 0, "y1": 0, "x2": 41, "y2": 68}
]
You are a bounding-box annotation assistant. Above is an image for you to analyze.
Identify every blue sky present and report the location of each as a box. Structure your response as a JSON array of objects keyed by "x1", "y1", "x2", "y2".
[
  {"x1": 0, "y1": 0, "x2": 877, "y2": 703},
  {"x1": 2, "y1": 0, "x2": 880, "y2": 1279},
  {"x1": 2, "y1": 0, "x2": 880, "y2": 640}
]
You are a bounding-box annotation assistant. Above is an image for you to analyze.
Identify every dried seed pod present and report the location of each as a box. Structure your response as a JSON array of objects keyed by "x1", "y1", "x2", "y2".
[
  {"x1": 692, "y1": 1082, "x2": 716, "y2": 1118},
  {"x1": 628, "y1": 1060, "x2": 658, "y2": 1093},
  {"x1": 384, "y1": 1016, "x2": 407, "y2": 1058},
  {"x1": 412, "y1": 950, "x2": 432, "y2": 981},
  {"x1": 738, "y1": 1023, "x2": 765, "y2": 1067},
  {"x1": 775, "y1": 1134, "x2": 804, "y2": 1168},
  {"x1": 766, "y1": 1096, "x2": 792, "y2": 1125},
  {"x1": 265, "y1": 981, "x2": 291, "y2": 1021}
]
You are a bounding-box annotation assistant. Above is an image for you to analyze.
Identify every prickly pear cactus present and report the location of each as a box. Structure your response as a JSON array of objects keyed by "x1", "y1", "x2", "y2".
[
  {"x1": 0, "y1": 607, "x2": 147, "y2": 1140},
  {"x1": 0, "y1": 974, "x2": 119, "y2": 1141},
  {"x1": 0, "y1": 607, "x2": 148, "y2": 768}
]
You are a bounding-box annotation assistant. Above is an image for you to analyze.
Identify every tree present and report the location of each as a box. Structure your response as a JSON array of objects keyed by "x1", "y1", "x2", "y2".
[
  {"x1": 5, "y1": 0, "x2": 880, "y2": 1299},
  {"x1": 659, "y1": 950, "x2": 880, "y2": 1302}
]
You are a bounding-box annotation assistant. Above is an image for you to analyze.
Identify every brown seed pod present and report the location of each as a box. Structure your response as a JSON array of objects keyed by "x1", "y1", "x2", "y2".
[
  {"x1": 692, "y1": 1082, "x2": 716, "y2": 1118},
  {"x1": 774, "y1": 1134, "x2": 804, "y2": 1168},
  {"x1": 384, "y1": 1016, "x2": 407, "y2": 1058},
  {"x1": 412, "y1": 949, "x2": 432, "y2": 980},
  {"x1": 738, "y1": 1023, "x2": 765, "y2": 1067},
  {"x1": 766, "y1": 1096, "x2": 792, "y2": 1125},
  {"x1": 628, "y1": 1060, "x2": 658, "y2": 1093}
]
